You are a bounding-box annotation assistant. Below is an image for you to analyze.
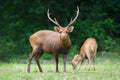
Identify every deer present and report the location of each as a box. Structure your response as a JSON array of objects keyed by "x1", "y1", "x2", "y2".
[
  {"x1": 71, "y1": 38, "x2": 98, "y2": 71},
  {"x1": 27, "y1": 7, "x2": 79, "y2": 73}
]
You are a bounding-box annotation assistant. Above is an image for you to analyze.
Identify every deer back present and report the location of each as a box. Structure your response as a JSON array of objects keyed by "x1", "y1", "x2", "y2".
[{"x1": 80, "y1": 38, "x2": 97, "y2": 56}]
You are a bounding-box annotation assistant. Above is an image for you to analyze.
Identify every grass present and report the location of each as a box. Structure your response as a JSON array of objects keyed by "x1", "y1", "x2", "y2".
[{"x1": 0, "y1": 53, "x2": 120, "y2": 80}]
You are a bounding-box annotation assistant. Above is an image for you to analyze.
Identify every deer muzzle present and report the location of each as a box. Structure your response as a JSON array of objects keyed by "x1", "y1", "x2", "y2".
[{"x1": 60, "y1": 33, "x2": 67, "y2": 40}]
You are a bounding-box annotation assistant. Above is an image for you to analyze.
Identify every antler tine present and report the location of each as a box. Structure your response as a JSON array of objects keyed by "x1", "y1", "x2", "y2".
[
  {"x1": 66, "y1": 6, "x2": 79, "y2": 27},
  {"x1": 70, "y1": 18, "x2": 73, "y2": 22},
  {"x1": 47, "y1": 9, "x2": 61, "y2": 27}
]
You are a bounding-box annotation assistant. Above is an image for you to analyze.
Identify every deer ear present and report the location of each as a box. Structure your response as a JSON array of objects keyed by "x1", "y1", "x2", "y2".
[
  {"x1": 54, "y1": 26, "x2": 60, "y2": 32},
  {"x1": 67, "y1": 26, "x2": 74, "y2": 32},
  {"x1": 74, "y1": 54, "x2": 78, "y2": 58}
]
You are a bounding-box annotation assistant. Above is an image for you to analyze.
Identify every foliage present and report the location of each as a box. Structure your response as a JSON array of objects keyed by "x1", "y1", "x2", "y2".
[{"x1": 0, "y1": 0, "x2": 120, "y2": 61}]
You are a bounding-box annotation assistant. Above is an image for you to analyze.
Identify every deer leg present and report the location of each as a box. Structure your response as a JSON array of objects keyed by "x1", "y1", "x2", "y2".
[
  {"x1": 78, "y1": 62, "x2": 82, "y2": 70},
  {"x1": 93, "y1": 49, "x2": 96, "y2": 71},
  {"x1": 78, "y1": 60, "x2": 84, "y2": 70},
  {"x1": 88, "y1": 57, "x2": 91, "y2": 71},
  {"x1": 63, "y1": 53, "x2": 67, "y2": 73},
  {"x1": 35, "y1": 51, "x2": 43, "y2": 72},
  {"x1": 55, "y1": 53, "x2": 59, "y2": 72},
  {"x1": 93, "y1": 57, "x2": 95, "y2": 71},
  {"x1": 27, "y1": 50, "x2": 37, "y2": 73}
]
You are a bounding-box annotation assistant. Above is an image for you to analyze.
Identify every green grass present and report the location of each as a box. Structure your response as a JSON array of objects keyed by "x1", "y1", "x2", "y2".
[{"x1": 0, "y1": 53, "x2": 120, "y2": 80}]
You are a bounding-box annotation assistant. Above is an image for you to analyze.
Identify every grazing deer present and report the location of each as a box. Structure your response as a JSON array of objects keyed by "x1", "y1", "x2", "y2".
[
  {"x1": 71, "y1": 38, "x2": 98, "y2": 71},
  {"x1": 27, "y1": 7, "x2": 79, "y2": 73}
]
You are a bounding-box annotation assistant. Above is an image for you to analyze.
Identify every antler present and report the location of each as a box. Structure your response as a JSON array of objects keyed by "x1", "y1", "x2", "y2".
[
  {"x1": 66, "y1": 6, "x2": 79, "y2": 27},
  {"x1": 47, "y1": 9, "x2": 61, "y2": 27}
]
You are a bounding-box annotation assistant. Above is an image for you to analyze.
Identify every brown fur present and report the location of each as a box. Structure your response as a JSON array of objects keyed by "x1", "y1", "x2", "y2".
[
  {"x1": 27, "y1": 7, "x2": 79, "y2": 73},
  {"x1": 27, "y1": 27, "x2": 74, "y2": 73},
  {"x1": 71, "y1": 38, "x2": 98, "y2": 71}
]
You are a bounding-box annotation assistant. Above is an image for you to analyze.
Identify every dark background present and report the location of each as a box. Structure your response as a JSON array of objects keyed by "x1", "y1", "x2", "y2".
[{"x1": 0, "y1": 0, "x2": 120, "y2": 61}]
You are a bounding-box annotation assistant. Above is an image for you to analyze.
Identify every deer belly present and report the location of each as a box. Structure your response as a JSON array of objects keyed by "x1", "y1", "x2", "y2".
[{"x1": 42, "y1": 44, "x2": 54, "y2": 53}]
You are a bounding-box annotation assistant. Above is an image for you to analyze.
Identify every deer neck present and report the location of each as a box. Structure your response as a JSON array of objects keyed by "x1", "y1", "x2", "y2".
[
  {"x1": 76, "y1": 55, "x2": 82, "y2": 62},
  {"x1": 59, "y1": 35, "x2": 71, "y2": 49},
  {"x1": 79, "y1": 52, "x2": 85, "y2": 61}
]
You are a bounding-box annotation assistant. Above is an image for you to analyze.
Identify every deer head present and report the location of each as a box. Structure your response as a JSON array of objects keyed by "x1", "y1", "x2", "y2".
[
  {"x1": 71, "y1": 54, "x2": 81, "y2": 69},
  {"x1": 47, "y1": 6, "x2": 79, "y2": 41}
]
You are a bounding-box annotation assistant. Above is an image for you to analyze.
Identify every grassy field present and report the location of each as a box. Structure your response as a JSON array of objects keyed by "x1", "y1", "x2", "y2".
[{"x1": 0, "y1": 53, "x2": 120, "y2": 80}]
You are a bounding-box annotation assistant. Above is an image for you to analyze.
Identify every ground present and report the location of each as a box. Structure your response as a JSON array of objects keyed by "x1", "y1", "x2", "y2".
[{"x1": 0, "y1": 53, "x2": 120, "y2": 80}]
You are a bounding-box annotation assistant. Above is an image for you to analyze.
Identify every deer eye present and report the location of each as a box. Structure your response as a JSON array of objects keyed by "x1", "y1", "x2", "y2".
[
  {"x1": 59, "y1": 31, "x2": 62, "y2": 33},
  {"x1": 66, "y1": 32, "x2": 68, "y2": 34}
]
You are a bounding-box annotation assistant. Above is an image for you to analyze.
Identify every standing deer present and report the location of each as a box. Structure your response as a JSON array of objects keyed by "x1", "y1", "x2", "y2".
[
  {"x1": 71, "y1": 38, "x2": 98, "y2": 71},
  {"x1": 27, "y1": 7, "x2": 79, "y2": 73}
]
